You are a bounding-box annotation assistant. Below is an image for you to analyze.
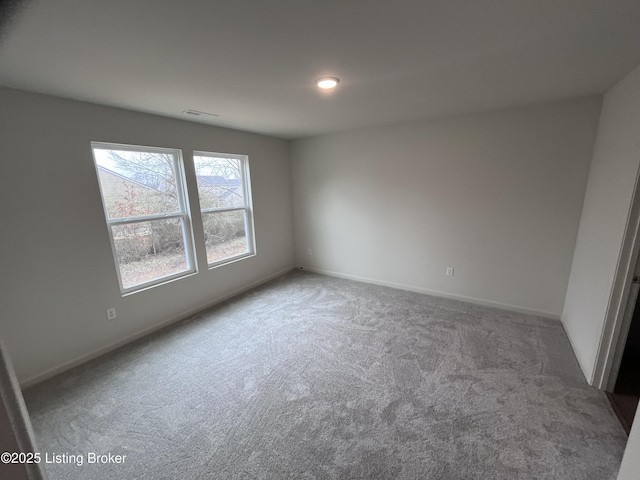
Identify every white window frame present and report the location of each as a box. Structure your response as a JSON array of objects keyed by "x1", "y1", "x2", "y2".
[
  {"x1": 91, "y1": 142, "x2": 197, "y2": 294},
  {"x1": 193, "y1": 151, "x2": 256, "y2": 268}
]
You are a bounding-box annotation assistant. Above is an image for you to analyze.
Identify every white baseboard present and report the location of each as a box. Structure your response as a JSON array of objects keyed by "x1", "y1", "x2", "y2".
[
  {"x1": 298, "y1": 265, "x2": 560, "y2": 320},
  {"x1": 20, "y1": 265, "x2": 296, "y2": 389}
]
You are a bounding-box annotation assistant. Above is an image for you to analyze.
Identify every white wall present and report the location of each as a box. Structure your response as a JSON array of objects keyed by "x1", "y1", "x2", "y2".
[
  {"x1": 0, "y1": 88, "x2": 295, "y2": 384},
  {"x1": 292, "y1": 98, "x2": 601, "y2": 317},
  {"x1": 617, "y1": 404, "x2": 640, "y2": 479},
  {"x1": 562, "y1": 65, "x2": 640, "y2": 383}
]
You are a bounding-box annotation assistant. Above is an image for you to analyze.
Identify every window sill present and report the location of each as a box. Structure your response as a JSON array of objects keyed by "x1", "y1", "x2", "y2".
[
  {"x1": 207, "y1": 251, "x2": 256, "y2": 270},
  {"x1": 121, "y1": 269, "x2": 198, "y2": 297}
]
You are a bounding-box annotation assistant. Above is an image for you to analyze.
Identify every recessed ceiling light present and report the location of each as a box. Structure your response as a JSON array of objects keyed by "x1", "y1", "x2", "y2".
[{"x1": 316, "y1": 77, "x2": 340, "y2": 89}]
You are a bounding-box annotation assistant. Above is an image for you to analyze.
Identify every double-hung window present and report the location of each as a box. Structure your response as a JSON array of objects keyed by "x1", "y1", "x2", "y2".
[
  {"x1": 91, "y1": 142, "x2": 196, "y2": 293},
  {"x1": 193, "y1": 152, "x2": 255, "y2": 266}
]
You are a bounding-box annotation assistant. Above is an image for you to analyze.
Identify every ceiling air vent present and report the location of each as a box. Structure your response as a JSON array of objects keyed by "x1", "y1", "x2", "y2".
[{"x1": 182, "y1": 109, "x2": 219, "y2": 117}]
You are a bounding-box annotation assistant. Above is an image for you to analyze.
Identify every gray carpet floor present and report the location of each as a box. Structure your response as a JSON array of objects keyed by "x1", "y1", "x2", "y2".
[{"x1": 23, "y1": 270, "x2": 627, "y2": 479}]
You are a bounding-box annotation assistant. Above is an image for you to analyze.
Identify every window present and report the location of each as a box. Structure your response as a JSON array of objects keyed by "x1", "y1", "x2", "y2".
[
  {"x1": 91, "y1": 143, "x2": 196, "y2": 293},
  {"x1": 193, "y1": 152, "x2": 255, "y2": 266}
]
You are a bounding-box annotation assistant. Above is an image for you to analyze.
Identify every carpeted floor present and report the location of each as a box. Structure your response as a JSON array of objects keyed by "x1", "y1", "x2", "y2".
[{"x1": 23, "y1": 271, "x2": 627, "y2": 479}]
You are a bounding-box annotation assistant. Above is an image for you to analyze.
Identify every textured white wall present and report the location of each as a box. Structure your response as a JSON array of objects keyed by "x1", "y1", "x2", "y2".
[
  {"x1": 562, "y1": 65, "x2": 640, "y2": 383},
  {"x1": 292, "y1": 98, "x2": 601, "y2": 317},
  {"x1": 0, "y1": 88, "x2": 295, "y2": 384}
]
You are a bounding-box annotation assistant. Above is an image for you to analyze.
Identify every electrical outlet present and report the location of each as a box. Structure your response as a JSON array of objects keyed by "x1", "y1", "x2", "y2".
[
  {"x1": 106, "y1": 307, "x2": 117, "y2": 321},
  {"x1": 446, "y1": 267, "x2": 454, "y2": 276},
  {"x1": 307, "y1": 248, "x2": 312, "y2": 256}
]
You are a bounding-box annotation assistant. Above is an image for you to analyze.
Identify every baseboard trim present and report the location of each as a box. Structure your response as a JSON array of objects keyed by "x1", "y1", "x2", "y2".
[
  {"x1": 299, "y1": 265, "x2": 560, "y2": 320},
  {"x1": 20, "y1": 265, "x2": 296, "y2": 389}
]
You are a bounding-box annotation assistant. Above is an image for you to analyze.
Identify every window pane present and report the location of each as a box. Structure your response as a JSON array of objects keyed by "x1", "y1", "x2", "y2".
[
  {"x1": 202, "y1": 210, "x2": 249, "y2": 264},
  {"x1": 94, "y1": 148, "x2": 180, "y2": 218},
  {"x1": 112, "y1": 218, "x2": 189, "y2": 289},
  {"x1": 193, "y1": 155, "x2": 245, "y2": 209},
  {"x1": 193, "y1": 151, "x2": 254, "y2": 268}
]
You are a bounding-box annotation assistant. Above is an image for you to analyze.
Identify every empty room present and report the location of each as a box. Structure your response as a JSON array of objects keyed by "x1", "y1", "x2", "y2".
[{"x1": 1, "y1": 1, "x2": 640, "y2": 479}]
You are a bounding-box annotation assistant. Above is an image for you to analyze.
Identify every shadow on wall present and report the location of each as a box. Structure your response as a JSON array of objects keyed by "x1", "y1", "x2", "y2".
[{"x1": 0, "y1": 0, "x2": 29, "y2": 42}]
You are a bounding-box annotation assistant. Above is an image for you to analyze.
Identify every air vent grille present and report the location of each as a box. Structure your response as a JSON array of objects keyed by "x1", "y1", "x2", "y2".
[{"x1": 182, "y1": 109, "x2": 219, "y2": 117}]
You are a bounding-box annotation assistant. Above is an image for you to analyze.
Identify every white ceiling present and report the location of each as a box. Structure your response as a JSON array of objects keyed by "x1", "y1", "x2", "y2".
[{"x1": 1, "y1": 0, "x2": 639, "y2": 139}]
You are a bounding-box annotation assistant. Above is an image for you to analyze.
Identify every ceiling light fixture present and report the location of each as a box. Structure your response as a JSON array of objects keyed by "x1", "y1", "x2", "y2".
[{"x1": 316, "y1": 77, "x2": 340, "y2": 89}]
